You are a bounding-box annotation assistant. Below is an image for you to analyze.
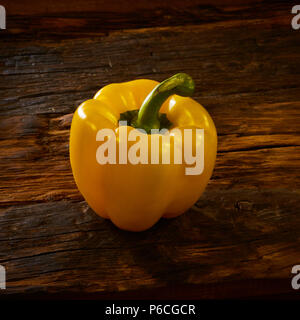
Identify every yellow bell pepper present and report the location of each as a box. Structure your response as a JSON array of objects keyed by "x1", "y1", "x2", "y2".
[{"x1": 70, "y1": 73, "x2": 217, "y2": 231}]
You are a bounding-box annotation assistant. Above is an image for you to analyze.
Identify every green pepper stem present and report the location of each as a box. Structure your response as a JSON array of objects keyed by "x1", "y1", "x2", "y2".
[{"x1": 135, "y1": 73, "x2": 195, "y2": 133}]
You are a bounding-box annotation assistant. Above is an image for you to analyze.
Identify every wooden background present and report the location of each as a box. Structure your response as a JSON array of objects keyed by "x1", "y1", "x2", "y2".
[{"x1": 0, "y1": 0, "x2": 300, "y2": 299}]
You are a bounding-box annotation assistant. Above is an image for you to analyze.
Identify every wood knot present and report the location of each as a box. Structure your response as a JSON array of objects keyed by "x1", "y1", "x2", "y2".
[{"x1": 235, "y1": 200, "x2": 253, "y2": 212}]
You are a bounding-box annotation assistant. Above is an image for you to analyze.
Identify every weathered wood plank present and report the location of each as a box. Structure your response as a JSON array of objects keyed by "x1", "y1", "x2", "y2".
[
  {"x1": 1, "y1": 109, "x2": 299, "y2": 204},
  {"x1": 1, "y1": 14, "x2": 299, "y2": 116},
  {"x1": 0, "y1": 1, "x2": 288, "y2": 39},
  {"x1": 0, "y1": 188, "x2": 299, "y2": 294}
]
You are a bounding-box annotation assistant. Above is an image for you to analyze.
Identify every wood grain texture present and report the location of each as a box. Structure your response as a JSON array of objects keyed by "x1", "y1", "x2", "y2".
[
  {"x1": 0, "y1": 0, "x2": 300, "y2": 298},
  {"x1": 0, "y1": 188, "x2": 299, "y2": 296},
  {"x1": 1, "y1": 0, "x2": 284, "y2": 38}
]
